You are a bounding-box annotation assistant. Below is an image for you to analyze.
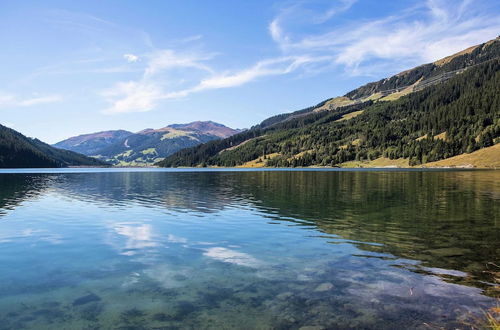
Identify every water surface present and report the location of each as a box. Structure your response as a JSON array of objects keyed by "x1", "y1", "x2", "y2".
[{"x1": 0, "y1": 169, "x2": 498, "y2": 329}]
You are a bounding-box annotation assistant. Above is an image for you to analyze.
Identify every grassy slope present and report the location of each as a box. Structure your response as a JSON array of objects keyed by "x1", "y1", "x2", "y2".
[
  {"x1": 340, "y1": 158, "x2": 410, "y2": 168},
  {"x1": 338, "y1": 143, "x2": 499, "y2": 168},
  {"x1": 423, "y1": 143, "x2": 500, "y2": 168},
  {"x1": 334, "y1": 110, "x2": 364, "y2": 122},
  {"x1": 235, "y1": 153, "x2": 281, "y2": 168}
]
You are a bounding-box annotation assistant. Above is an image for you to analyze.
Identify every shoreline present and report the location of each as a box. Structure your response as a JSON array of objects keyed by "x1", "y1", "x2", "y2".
[{"x1": 1, "y1": 166, "x2": 498, "y2": 173}]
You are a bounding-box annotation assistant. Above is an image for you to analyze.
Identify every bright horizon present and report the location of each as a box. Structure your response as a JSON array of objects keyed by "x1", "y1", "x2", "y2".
[{"x1": 1, "y1": 0, "x2": 499, "y2": 143}]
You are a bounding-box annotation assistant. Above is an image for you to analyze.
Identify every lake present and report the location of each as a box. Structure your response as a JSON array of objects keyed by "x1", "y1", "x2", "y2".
[{"x1": 0, "y1": 169, "x2": 498, "y2": 329}]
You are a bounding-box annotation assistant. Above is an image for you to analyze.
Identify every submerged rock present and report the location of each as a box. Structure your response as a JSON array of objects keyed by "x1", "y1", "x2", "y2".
[
  {"x1": 72, "y1": 293, "x2": 101, "y2": 306},
  {"x1": 314, "y1": 283, "x2": 334, "y2": 292},
  {"x1": 151, "y1": 312, "x2": 169, "y2": 322},
  {"x1": 169, "y1": 301, "x2": 198, "y2": 321},
  {"x1": 80, "y1": 302, "x2": 103, "y2": 321},
  {"x1": 276, "y1": 292, "x2": 294, "y2": 300}
]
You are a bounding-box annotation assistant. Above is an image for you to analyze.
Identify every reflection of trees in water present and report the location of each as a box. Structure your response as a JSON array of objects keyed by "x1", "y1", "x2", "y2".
[
  {"x1": 231, "y1": 171, "x2": 500, "y2": 295},
  {"x1": 0, "y1": 174, "x2": 54, "y2": 215}
]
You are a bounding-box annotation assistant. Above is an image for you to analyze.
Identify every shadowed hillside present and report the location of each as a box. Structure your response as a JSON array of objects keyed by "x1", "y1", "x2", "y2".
[{"x1": 0, "y1": 124, "x2": 108, "y2": 168}]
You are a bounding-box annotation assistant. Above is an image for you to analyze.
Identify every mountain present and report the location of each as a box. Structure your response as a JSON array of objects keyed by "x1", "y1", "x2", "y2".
[
  {"x1": 54, "y1": 121, "x2": 242, "y2": 166},
  {"x1": 158, "y1": 37, "x2": 500, "y2": 168},
  {"x1": 0, "y1": 124, "x2": 108, "y2": 168},
  {"x1": 53, "y1": 130, "x2": 133, "y2": 156},
  {"x1": 168, "y1": 121, "x2": 241, "y2": 138}
]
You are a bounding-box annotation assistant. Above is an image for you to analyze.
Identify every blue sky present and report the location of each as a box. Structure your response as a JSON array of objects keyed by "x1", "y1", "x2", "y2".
[{"x1": 0, "y1": 0, "x2": 498, "y2": 143}]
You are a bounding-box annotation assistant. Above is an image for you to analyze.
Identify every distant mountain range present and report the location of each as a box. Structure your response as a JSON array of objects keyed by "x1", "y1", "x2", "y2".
[
  {"x1": 0, "y1": 124, "x2": 107, "y2": 168},
  {"x1": 54, "y1": 121, "x2": 242, "y2": 166},
  {"x1": 53, "y1": 130, "x2": 133, "y2": 156},
  {"x1": 159, "y1": 37, "x2": 500, "y2": 168}
]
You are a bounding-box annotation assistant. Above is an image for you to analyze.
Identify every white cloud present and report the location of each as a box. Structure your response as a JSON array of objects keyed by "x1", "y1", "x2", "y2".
[
  {"x1": 269, "y1": 19, "x2": 285, "y2": 44},
  {"x1": 102, "y1": 81, "x2": 163, "y2": 114},
  {"x1": 184, "y1": 55, "x2": 330, "y2": 93},
  {"x1": 197, "y1": 57, "x2": 313, "y2": 89},
  {"x1": 124, "y1": 53, "x2": 139, "y2": 62},
  {"x1": 0, "y1": 92, "x2": 63, "y2": 108},
  {"x1": 269, "y1": 0, "x2": 500, "y2": 74},
  {"x1": 102, "y1": 47, "x2": 326, "y2": 114},
  {"x1": 102, "y1": 53, "x2": 333, "y2": 114},
  {"x1": 102, "y1": 49, "x2": 215, "y2": 114}
]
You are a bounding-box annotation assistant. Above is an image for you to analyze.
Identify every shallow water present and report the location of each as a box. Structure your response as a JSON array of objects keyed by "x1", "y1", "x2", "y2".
[{"x1": 0, "y1": 169, "x2": 498, "y2": 329}]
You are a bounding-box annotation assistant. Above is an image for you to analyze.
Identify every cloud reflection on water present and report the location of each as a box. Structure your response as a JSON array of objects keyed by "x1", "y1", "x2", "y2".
[
  {"x1": 203, "y1": 247, "x2": 262, "y2": 268},
  {"x1": 112, "y1": 223, "x2": 159, "y2": 255}
]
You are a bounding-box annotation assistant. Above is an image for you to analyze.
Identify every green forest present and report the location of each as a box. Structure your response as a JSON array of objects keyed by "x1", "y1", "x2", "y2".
[{"x1": 0, "y1": 124, "x2": 107, "y2": 168}]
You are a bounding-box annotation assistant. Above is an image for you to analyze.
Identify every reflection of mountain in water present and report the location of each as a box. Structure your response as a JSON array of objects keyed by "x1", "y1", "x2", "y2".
[
  {"x1": 52, "y1": 172, "x2": 239, "y2": 213},
  {"x1": 0, "y1": 170, "x2": 498, "y2": 295}
]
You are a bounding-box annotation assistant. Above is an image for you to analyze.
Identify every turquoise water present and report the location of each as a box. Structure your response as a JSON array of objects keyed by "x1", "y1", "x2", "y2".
[{"x1": 0, "y1": 169, "x2": 498, "y2": 329}]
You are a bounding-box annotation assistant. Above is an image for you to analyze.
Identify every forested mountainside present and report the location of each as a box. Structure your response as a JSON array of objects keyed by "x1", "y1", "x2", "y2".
[
  {"x1": 0, "y1": 124, "x2": 107, "y2": 168},
  {"x1": 158, "y1": 38, "x2": 500, "y2": 168},
  {"x1": 258, "y1": 38, "x2": 500, "y2": 130},
  {"x1": 54, "y1": 121, "x2": 241, "y2": 166}
]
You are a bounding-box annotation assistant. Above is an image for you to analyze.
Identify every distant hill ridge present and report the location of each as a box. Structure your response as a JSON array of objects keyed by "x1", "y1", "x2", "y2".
[
  {"x1": 169, "y1": 121, "x2": 240, "y2": 138},
  {"x1": 53, "y1": 130, "x2": 133, "y2": 156},
  {"x1": 54, "y1": 121, "x2": 242, "y2": 166}
]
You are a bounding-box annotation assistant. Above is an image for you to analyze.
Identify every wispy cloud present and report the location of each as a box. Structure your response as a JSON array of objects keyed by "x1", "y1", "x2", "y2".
[
  {"x1": 144, "y1": 49, "x2": 214, "y2": 77},
  {"x1": 43, "y1": 9, "x2": 117, "y2": 37},
  {"x1": 0, "y1": 92, "x2": 63, "y2": 108},
  {"x1": 102, "y1": 50, "x2": 327, "y2": 114},
  {"x1": 269, "y1": 0, "x2": 499, "y2": 74},
  {"x1": 17, "y1": 95, "x2": 63, "y2": 106},
  {"x1": 178, "y1": 34, "x2": 204, "y2": 43},
  {"x1": 28, "y1": 58, "x2": 141, "y2": 78},
  {"x1": 168, "y1": 55, "x2": 331, "y2": 96},
  {"x1": 313, "y1": 0, "x2": 358, "y2": 24},
  {"x1": 269, "y1": 0, "x2": 358, "y2": 47},
  {"x1": 102, "y1": 49, "x2": 215, "y2": 114}
]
